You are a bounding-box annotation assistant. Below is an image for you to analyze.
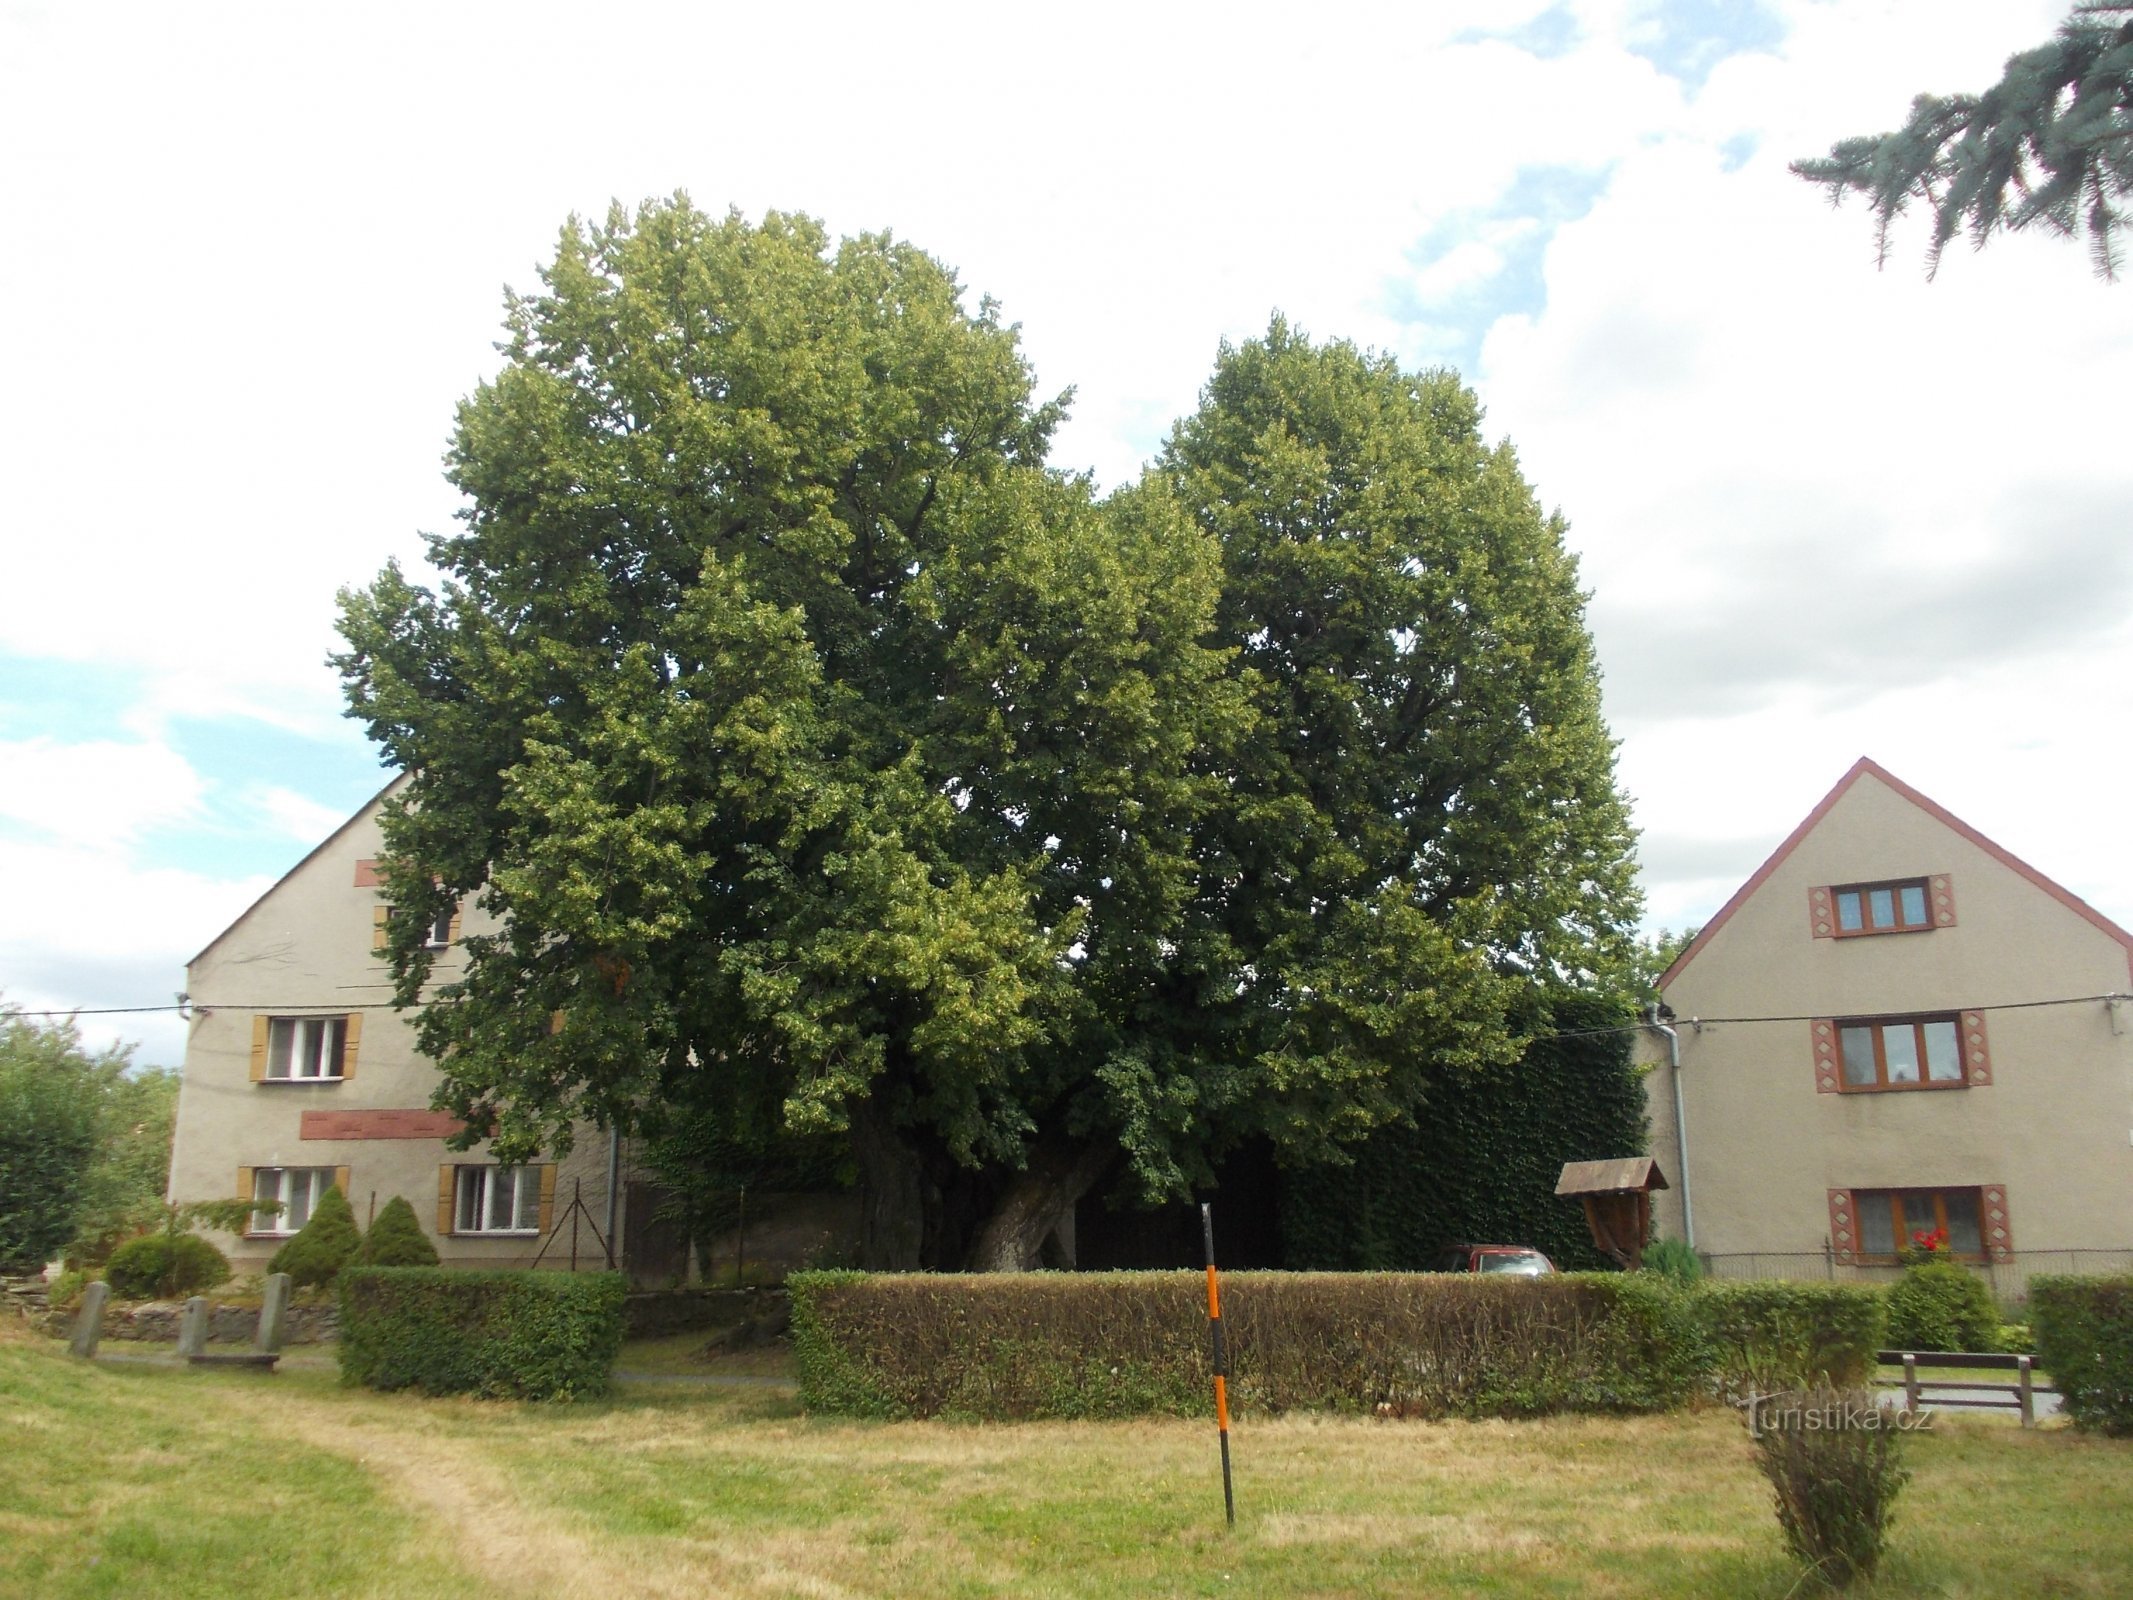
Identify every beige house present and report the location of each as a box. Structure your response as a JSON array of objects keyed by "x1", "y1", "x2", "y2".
[
  {"x1": 1642, "y1": 758, "x2": 2133, "y2": 1290},
  {"x1": 167, "y1": 779, "x2": 631, "y2": 1274}
]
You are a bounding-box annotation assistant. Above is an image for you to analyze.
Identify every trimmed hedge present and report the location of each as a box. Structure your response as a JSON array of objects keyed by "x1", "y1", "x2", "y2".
[
  {"x1": 338, "y1": 1268, "x2": 626, "y2": 1400},
  {"x1": 791, "y1": 1270, "x2": 1705, "y2": 1421},
  {"x1": 1885, "y1": 1262, "x2": 1999, "y2": 1353},
  {"x1": 1695, "y1": 1281, "x2": 1886, "y2": 1392},
  {"x1": 2031, "y1": 1275, "x2": 2133, "y2": 1435},
  {"x1": 104, "y1": 1233, "x2": 231, "y2": 1300}
]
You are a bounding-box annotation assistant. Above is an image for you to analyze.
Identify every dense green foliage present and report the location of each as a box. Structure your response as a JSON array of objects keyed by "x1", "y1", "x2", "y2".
[
  {"x1": 1277, "y1": 995, "x2": 1647, "y2": 1271},
  {"x1": 1884, "y1": 1261, "x2": 1999, "y2": 1353},
  {"x1": 352, "y1": 1196, "x2": 439, "y2": 1267},
  {"x1": 338, "y1": 1267, "x2": 626, "y2": 1400},
  {"x1": 0, "y1": 1004, "x2": 154, "y2": 1270},
  {"x1": 2031, "y1": 1274, "x2": 2133, "y2": 1434},
  {"x1": 103, "y1": 1233, "x2": 231, "y2": 1300},
  {"x1": 269, "y1": 1184, "x2": 362, "y2": 1288},
  {"x1": 1696, "y1": 1281, "x2": 1888, "y2": 1392},
  {"x1": 1794, "y1": 6, "x2": 2133, "y2": 279},
  {"x1": 1750, "y1": 1388, "x2": 1911, "y2": 1590},
  {"x1": 790, "y1": 1269, "x2": 1702, "y2": 1421},
  {"x1": 335, "y1": 200, "x2": 1640, "y2": 1268},
  {"x1": 1642, "y1": 1236, "x2": 1703, "y2": 1286}
]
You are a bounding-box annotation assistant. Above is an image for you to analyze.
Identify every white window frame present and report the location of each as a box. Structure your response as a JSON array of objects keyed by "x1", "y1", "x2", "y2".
[
  {"x1": 453, "y1": 1165, "x2": 541, "y2": 1235},
  {"x1": 265, "y1": 1016, "x2": 347, "y2": 1081},
  {"x1": 250, "y1": 1166, "x2": 337, "y2": 1235}
]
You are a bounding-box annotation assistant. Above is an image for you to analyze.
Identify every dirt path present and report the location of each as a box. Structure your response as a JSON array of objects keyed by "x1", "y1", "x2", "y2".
[{"x1": 238, "y1": 1388, "x2": 867, "y2": 1600}]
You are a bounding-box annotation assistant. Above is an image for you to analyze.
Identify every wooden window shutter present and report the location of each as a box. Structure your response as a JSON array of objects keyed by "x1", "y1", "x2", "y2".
[
  {"x1": 446, "y1": 906, "x2": 463, "y2": 945},
  {"x1": 333, "y1": 1166, "x2": 351, "y2": 1195},
  {"x1": 548, "y1": 1009, "x2": 566, "y2": 1035},
  {"x1": 1807, "y1": 886, "x2": 1836, "y2": 939},
  {"x1": 1828, "y1": 1189, "x2": 1858, "y2": 1264},
  {"x1": 438, "y1": 1166, "x2": 457, "y2": 1235},
  {"x1": 1981, "y1": 1184, "x2": 2013, "y2": 1262},
  {"x1": 538, "y1": 1164, "x2": 558, "y2": 1234},
  {"x1": 250, "y1": 1016, "x2": 270, "y2": 1082},
  {"x1": 1961, "y1": 1009, "x2": 1992, "y2": 1086},
  {"x1": 339, "y1": 1013, "x2": 362, "y2": 1081},
  {"x1": 373, "y1": 905, "x2": 390, "y2": 952},
  {"x1": 237, "y1": 1167, "x2": 256, "y2": 1236},
  {"x1": 1929, "y1": 873, "x2": 1958, "y2": 928},
  {"x1": 1810, "y1": 1019, "x2": 1841, "y2": 1093}
]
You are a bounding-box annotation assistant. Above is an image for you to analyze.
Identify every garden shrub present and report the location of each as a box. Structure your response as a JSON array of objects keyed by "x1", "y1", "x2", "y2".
[
  {"x1": 353, "y1": 1196, "x2": 439, "y2": 1267},
  {"x1": 338, "y1": 1267, "x2": 626, "y2": 1400},
  {"x1": 2031, "y1": 1275, "x2": 2133, "y2": 1435},
  {"x1": 1696, "y1": 1281, "x2": 1885, "y2": 1392},
  {"x1": 790, "y1": 1270, "x2": 1705, "y2": 1421},
  {"x1": 269, "y1": 1184, "x2": 362, "y2": 1289},
  {"x1": 1885, "y1": 1262, "x2": 1998, "y2": 1353},
  {"x1": 104, "y1": 1233, "x2": 231, "y2": 1300},
  {"x1": 1749, "y1": 1387, "x2": 1911, "y2": 1590},
  {"x1": 1641, "y1": 1237, "x2": 1703, "y2": 1286}
]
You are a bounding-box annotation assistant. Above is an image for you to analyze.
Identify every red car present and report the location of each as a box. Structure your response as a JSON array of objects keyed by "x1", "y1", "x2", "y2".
[{"x1": 1433, "y1": 1244, "x2": 1557, "y2": 1276}]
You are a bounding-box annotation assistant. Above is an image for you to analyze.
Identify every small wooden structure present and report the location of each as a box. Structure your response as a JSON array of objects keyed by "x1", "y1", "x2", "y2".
[{"x1": 1555, "y1": 1157, "x2": 1669, "y2": 1270}]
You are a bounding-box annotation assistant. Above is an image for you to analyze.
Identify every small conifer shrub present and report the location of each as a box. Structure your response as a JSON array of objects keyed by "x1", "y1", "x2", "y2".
[
  {"x1": 354, "y1": 1196, "x2": 440, "y2": 1267},
  {"x1": 1886, "y1": 1261, "x2": 1999, "y2": 1352},
  {"x1": 269, "y1": 1183, "x2": 363, "y2": 1289}
]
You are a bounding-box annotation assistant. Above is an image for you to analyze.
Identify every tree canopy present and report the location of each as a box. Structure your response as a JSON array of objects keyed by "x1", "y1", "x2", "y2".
[
  {"x1": 336, "y1": 197, "x2": 1640, "y2": 1269},
  {"x1": 1793, "y1": 5, "x2": 2133, "y2": 280}
]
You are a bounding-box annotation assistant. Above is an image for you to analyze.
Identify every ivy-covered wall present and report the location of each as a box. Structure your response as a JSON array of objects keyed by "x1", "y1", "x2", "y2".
[{"x1": 1279, "y1": 994, "x2": 1649, "y2": 1271}]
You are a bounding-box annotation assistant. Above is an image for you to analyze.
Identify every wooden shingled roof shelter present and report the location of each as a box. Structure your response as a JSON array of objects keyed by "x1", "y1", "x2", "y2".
[{"x1": 1556, "y1": 1157, "x2": 1669, "y2": 1270}]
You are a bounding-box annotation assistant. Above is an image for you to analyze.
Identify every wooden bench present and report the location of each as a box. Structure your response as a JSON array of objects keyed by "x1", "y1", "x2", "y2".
[
  {"x1": 186, "y1": 1352, "x2": 280, "y2": 1372},
  {"x1": 1878, "y1": 1349, "x2": 2051, "y2": 1427}
]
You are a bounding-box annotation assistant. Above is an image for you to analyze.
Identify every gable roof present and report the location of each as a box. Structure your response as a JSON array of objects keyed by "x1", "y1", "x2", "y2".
[
  {"x1": 186, "y1": 774, "x2": 405, "y2": 971},
  {"x1": 1659, "y1": 756, "x2": 2133, "y2": 990}
]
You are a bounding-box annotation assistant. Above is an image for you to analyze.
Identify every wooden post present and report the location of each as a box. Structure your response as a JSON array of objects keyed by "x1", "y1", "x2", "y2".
[
  {"x1": 68, "y1": 1281, "x2": 109, "y2": 1358},
  {"x1": 1902, "y1": 1353, "x2": 1920, "y2": 1414},
  {"x1": 1201, "y1": 1202, "x2": 1235, "y2": 1529},
  {"x1": 2018, "y1": 1355, "x2": 2035, "y2": 1428}
]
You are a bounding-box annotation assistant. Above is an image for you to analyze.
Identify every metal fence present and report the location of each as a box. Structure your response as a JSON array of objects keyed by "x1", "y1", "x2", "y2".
[{"x1": 1697, "y1": 1248, "x2": 2133, "y2": 1301}]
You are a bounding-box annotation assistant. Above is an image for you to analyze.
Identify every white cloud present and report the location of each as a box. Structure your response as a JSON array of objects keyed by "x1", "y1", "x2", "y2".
[
  {"x1": 0, "y1": 736, "x2": 206, "y2": 849},
  {"x1": 249, "y1": 785, "x2": 357, "y2": 845}
]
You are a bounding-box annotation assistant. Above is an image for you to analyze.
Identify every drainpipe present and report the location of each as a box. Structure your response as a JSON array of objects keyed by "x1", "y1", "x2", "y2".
[
  {"x1": 604, "y1": 1127, "x2": 622, "y2": 1271},
  {"x1": 1644, "y1": 1006, "x2": 1694, "y2": 1252}
]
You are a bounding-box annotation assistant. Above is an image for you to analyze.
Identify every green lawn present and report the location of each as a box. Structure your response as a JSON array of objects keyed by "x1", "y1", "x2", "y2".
[{"x1": 4, "y1": 1326, "x2": 2129, "y2": 1598}]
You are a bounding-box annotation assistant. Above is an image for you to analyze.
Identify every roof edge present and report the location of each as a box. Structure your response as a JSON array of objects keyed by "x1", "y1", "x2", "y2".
[
  {"x1": 186, "y1": 772, "x2": 407, "y2": 971},
  {"x1": 1658, "y1": 757, "x2": 2133, "y2": 991}
]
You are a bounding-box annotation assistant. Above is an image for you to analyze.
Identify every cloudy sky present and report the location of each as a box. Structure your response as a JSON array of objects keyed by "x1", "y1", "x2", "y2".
[{"x1": 4, "y1": 0, "x2": 2128, "y2": 1069}]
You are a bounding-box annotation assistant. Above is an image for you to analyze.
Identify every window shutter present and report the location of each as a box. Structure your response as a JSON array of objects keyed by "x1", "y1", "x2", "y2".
[
  {"x1": 372, "y1": 905, "x2": 390, "y2": 952},
  {"x1": 333, "y1": 1165, "x2": 351, "y2": 1195},
  {"x1": 1808, "y1": 886, "x2": 1836, "y2": 939},
  {"x1": 1810, "y1": 1019, "x2": 1840, "y2": 1093},
  {"x1": 1828, "y1": 1189, "x2": 1858, "y2": 1264},
  {"x1": 337, "y1": 1013, "x2": 362, "y2": 1080},
  {"x1": 250, "y1": 1016, "x2": 270, "y2": 1082},
  {"x1": 237, "y1": 1166, "x2": 257, "y2": 1236},
  {"x1": 549, "y1": 1009, "x2": 567, "y2": 1035},
  {"x1": 1960, "y1": 1010, "x2": 1992, "y2": 1085},
  {"x1": 1981, "y1": 1184, "x2": 2013, "y2": 1262},
  {"x1": 1929, "y1": 873, "x2": 1958, "y2": 928},
  {"x1": 538, "y1": 1164, "x2": 558, "y2": 1234},
  {"x1": 446, "y1": 906, "x2": 463, "y2": 945},
  {"x1": 438, "y1": 1166, "x2": 456, "y2": 1236}
]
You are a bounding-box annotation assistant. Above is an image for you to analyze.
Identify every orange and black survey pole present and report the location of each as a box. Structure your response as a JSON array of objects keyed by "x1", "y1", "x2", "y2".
[{"x1": 1200, "y1": 1201, "x2": 1235, "y2": 1528}]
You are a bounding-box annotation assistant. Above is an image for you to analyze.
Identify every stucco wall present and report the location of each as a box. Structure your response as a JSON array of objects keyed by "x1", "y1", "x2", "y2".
[
  {"x1": 167, "y1": 786, "x2": 628, "y2": 1272},
  {"x1": 1651, "y1": 769, "x2": 2133, "y2": 1262}
]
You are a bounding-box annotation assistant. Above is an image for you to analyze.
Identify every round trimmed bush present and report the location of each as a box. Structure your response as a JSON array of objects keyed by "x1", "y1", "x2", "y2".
[
  {"x1": 104, "y1": 1234, "x2": 231, "y2": 1300},
  {"x1": 269, "y1": 1183, "x2": 362, "y2": 1288},
  {"x1": 355, "y1": 1196, "x2": 439, "y2": 1267},
  {"x1": 1886, "y1": 1261, "x2": 1999, "y2": 1352}
]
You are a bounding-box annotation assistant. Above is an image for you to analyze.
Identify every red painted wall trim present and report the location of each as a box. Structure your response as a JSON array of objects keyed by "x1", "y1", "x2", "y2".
[{"x1": 300, "y1": 1109, "x2": 465, "y2": 1141}]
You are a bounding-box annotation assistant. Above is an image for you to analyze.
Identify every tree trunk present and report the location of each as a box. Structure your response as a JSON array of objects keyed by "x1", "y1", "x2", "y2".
[
  {"x1": 966, "y1": 1133, "x2": 1116, "y2": 1271},
  {"x1": 852, "y1": 1096, "x2": 924, "y2": 1270}
]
